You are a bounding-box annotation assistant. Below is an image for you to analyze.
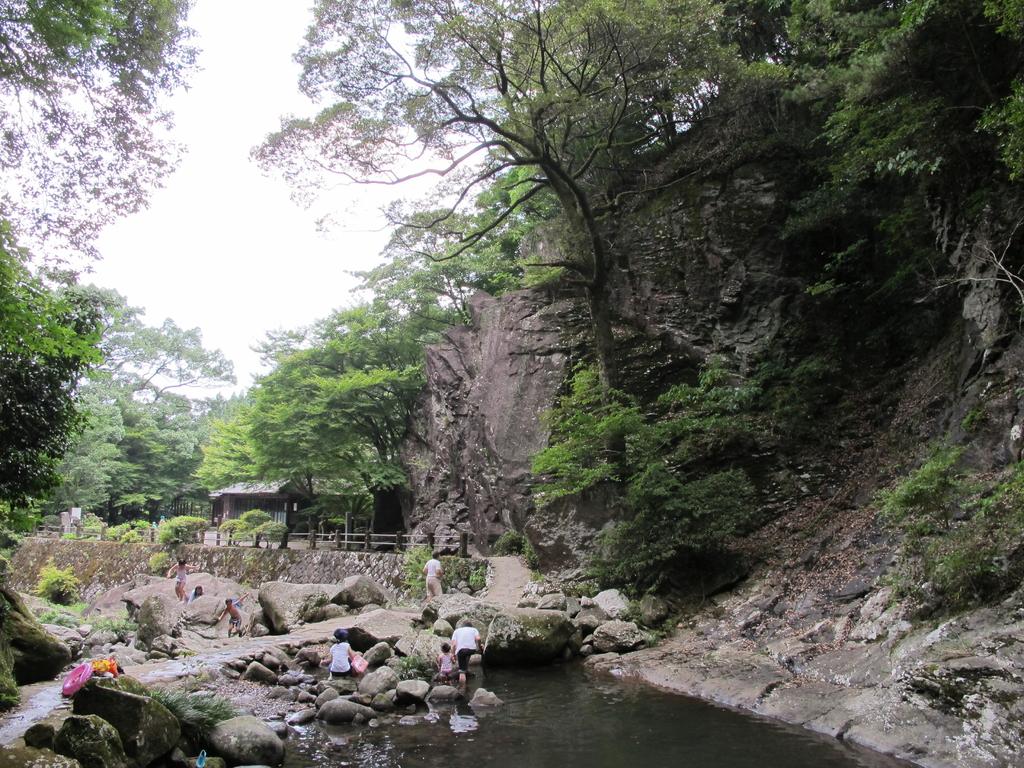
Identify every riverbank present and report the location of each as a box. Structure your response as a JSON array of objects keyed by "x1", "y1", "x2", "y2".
[{"x1": 585, "y1": 573, "x2": 1024, "y2": 768}]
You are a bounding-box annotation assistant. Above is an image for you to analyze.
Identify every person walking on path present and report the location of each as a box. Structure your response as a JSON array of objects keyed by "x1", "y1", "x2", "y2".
[
  {"x1": 423, "y1": 552, "x2": 444, "y2": 600},
  {"x1": 450, "y1": 618, "x2": 482, "y2": 690}
]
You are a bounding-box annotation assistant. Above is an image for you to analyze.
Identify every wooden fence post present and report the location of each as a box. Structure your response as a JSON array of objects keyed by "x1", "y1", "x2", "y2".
[
  {"x1": 335, "y1": 529, "x2": 342, "y2": 550},
  {"x1": 309, "y1": 530, "x2": 317, "y2": 550},
  {"x1": 278, "y1": 529, "x2": 289, "y2": 549},
  {"x1": 100, "y1": 525, "x2": 107, "y2": 541},
  {"x1": 460, "y1": 531, "x2": 468, "y2": 558},
  {"x1": 215, "y1": 530, "x2": 221, "y2": 547},
  {"x1": 395, "y1": 529, "x2": 405, "y2": 552},
  {"x1": 427, "y1": 532, "x2": 435, "y2": 552},
  {"x1": 363, "y1": 530, "x2": 371, "y2": 551}
]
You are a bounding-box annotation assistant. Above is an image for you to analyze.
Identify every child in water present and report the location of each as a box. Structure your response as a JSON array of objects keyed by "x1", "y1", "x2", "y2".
[
  {"x1": 435, "y1": 641, "x2": 457, "y2": 684},
  {"x1": 216, "y1": 593, "x2": 249, "y2": 637}
]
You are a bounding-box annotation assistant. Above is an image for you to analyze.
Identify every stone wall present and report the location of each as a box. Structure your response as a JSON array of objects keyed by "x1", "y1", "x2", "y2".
[{"x1": 9, "y1": 539, "x2": 407, "y2": 602}]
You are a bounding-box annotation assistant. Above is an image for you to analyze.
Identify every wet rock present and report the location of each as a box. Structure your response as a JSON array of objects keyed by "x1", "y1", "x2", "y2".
[
  {"x1": 394, "y1": 679, "x2": 430, "y2": 705},
  {"x1": 294, "y1": 648, "x2": 321, "y2": 668},
  {"x1": 371, "y1": 692, "x2": 395, "y2": 712},
  {"x1": 426, "y1": 685, "x2": 460, "y2": 702},
  {"x1": 395, "y1": 631, "x2": 445, "y2": 664},
  {"x1": 358, "y1": 666, "x2": 400, "y2": 697},
  {"x1": 23, "y1": 722, "x2": 56, "y2": 750},
  {"x1": 484, "y1": 608, "x2": 575, "y2": 665},
  {"x1": 0, "y1": 587, "x2": 72, "y2": 684},
  {"x1": 592, "y1": 621, "x2": 645, "y2": 654},
  {"x1": 208, "y1": 715, "x2": 284, "y2": 766},
  {"x1": 433, "y1": 595, "x2": 500, "y2": 640},
  {"x1": 362, "y1": 641, "x2": 393, "y2": 667},
  {"x1": 277, "y1": 673, "x2": 301, "y2": 687},
  {"x1": 72, "y1": 677, "x2": 180, "y2": 767},
  {"x1": 42, "y1": 624, "x2": 83, "y2": 659},
  {"x1": 267, "y1": 720, "x2": 289, "y2": 739},
  {"x1": 315, "y1": 688, "x2": 339, "y2": 708},
  {"x1": 317, "y1": 698, "x2": 377, "y2": 725},
  {"x1": 286, "y1": 708, "x2": 317, "y2": 726},
  {"x1": 53, "y1": 714, "x2": 130, "y2": 768},
  {"x1": 0, "y1": 746, "x2": 80, "y2": 767},
  {"x1": 469, "y1": 688, "x2": 504, "y2": 708},
  {"x1": 133, "y1": 596, "x2": 176, "y2": 651},
  {"x1": 241, "y1": 661, "x2": 279, "y2": 685}
]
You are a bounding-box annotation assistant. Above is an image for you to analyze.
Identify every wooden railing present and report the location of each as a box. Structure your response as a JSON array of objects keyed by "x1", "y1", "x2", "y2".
[{"x1": 31, "y1": 525, "x2": 470, "y2": 556}]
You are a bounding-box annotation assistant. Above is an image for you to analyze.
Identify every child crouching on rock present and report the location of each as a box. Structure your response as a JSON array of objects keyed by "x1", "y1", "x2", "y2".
[
  {"x1": 322, "y1": 628, "x2": 359, "y2": 679},
  {"x1": 435, "y1": 641, "x2": 457, "y2": 684}
]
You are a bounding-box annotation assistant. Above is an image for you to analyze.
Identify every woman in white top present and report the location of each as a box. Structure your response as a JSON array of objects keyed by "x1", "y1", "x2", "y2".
[{"x1": 322, "y1": 627, "x2": 355, "y2": 678}]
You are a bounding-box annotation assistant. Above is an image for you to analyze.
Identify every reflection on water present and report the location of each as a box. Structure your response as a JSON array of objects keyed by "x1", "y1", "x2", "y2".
[{"x1": 284, "y1": 665, "x2": 909, "y2": 768}]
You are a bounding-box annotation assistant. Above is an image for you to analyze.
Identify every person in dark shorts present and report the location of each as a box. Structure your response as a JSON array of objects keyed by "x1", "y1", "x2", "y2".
[
  {"x1": 450, "y1": 618, "x2": 482, "y2": 690},
  {"x1": 217, "y1": 594, "x2": 249, "y2": 637}
]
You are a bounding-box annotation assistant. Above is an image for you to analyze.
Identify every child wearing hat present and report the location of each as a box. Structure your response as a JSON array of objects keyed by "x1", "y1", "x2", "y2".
[{"x1": 322, "y1": 627, "x2": 356, "y2": 678}]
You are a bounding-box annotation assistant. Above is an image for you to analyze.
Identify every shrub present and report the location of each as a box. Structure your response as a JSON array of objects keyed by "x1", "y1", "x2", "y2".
[
  {"x1": 91, "y1": 615, "x2": 138, "y2": 637},
  {"x1": 392, "y1": 655, "x2": 433, "y2": 681},
  {"x1": 149, "y1": 551, "x2": 170, "y2": 575},
  {"x1": 107, "y1": 520, "x2": 152, "y2": 542},
  {"x1": 35, "y1": 561, "x2": 80, "y2": 605},
  {"x1": 148, "y1": 687, "x2": 237, "y2": 742},
  {"x1": 402, "y1": 545, "x2": 432, "y2": 594},
  {"x1": 877, "y1": 445, "x2": 966, "y2": 533},
  {"x1": 157, "y1": 515, "x2": 208, "y2": 546},
  {"x1": 37, "y1": 608, "x2": 79, "y2": 627}
]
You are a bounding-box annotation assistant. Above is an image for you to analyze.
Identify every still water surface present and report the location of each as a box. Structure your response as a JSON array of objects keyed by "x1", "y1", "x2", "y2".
[{"x1": 284, "y1": 665, "x2": 908, "y2": 768}]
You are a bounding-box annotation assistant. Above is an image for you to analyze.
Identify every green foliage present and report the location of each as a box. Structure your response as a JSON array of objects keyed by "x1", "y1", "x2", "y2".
[
  {"x1": 392, "y1": 655, "x2": 433, "y2": 682},
  {"x1": 402, "y1": 546, "x2": 432, "y2": 595},
  {"x1": 35, "y1": 561, "x2": 80, "y2": 605},
  {"x1": 981, "y1": 80, "x2": 1024, "y2": 181},
  {"x1": 90, "y1": 615, "x2": 137, "y2": 637},
  {"x1": 0, "y1": 236, "x2": 102, "y2": 506},
  {"x1": 535, "y1": 361, "x2": 762, "y2": 593},
  {"x1": 876, "y1": 445, "x2": 966, "y2": 534},
  {"x1": 106, "y1": 520, "x2": 151, "y2": 543},
  {"x1": 148, "y1": 687, "x2": 238, "y2": 742},
  {"x1": 36, "y1": 608, "x2": 80, "y2": 628},
  {"x1": 441, "y1": 557, "x2": 487, "y2": 592},
  {"x1": 157, "y1": 515, "x2": 208, "y2": 546},
  {"x1": 148, "y1": 551, "x2": 171, "y2": 575}
]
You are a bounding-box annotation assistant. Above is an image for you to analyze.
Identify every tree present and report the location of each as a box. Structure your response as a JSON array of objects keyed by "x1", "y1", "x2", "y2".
[
  {"x1": 0, "y1": 0, "x2": 196, "y2": 261},
  {"x1": 247, "y1": 304, "x2": 425, "y2": 531},
  {"x1": 46, "y1": 288, "x2": 234, "y2": 520},
  {"x1": 258, "y1": 0, "x2": 731, "y2": 393},
  {"x1": 0, "y1": 226, "x2": 101, "y2": 506}
]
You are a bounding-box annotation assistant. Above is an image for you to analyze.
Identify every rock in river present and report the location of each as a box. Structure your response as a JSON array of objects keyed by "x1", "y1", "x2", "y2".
[
  {"x1": 53, "y1": 714, "x2": 130, "y2": 768},
  {"x1": 483, "y1": 608, "x2": 574, "y2": 665},
  {"x1": 72, "y1": 677, "x2": 179, "y2": 767},
  {"x1": 208, "y1": 715, "x2": 284, "y2": 766}
]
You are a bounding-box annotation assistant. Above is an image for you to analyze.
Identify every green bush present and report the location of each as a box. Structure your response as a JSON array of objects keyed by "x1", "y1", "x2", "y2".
[
  {"x1": 442, "y1": 557, "x2": 487, "y2": 591},
  {"x1": 148, "y1": 687, "x2": 237, "y2": 742},
  {"x1": 149, "y1": 551, "x2": 170, "y2": 575},
  {"x1": 392, "y1": 655, "x2": 433, "y2": 681},
  {"x1": 37, "y1": 608, "x2": 80, "y2": 627},
  {"x1": 35, "y1": 561, "x2": 80, "y2": 605},
  {"x1": 107, "y1": 519, "x2": 152, "y2": 542},
  {"x1": 91, "y1": 615, "x2": 138, "y2": 637},
  {"x1": 403, "y1": 545, "x2": 432, "y2": 594},
  {"x1": 157, "y1": 515, "x2": 208, "y2": 546},
  {"x1": 877, "y1": 445, "x2": 965, "y2": 534}
]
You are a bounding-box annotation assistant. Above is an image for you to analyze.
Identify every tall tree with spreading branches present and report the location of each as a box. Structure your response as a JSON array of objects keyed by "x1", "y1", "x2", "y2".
[{"x1": 258, "y1": 0, "x2": 731, "y2": 393}]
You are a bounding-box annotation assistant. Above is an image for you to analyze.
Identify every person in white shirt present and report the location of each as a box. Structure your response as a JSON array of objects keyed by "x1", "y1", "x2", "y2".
[
  {"x1": 422, "y1": 552, "x2": 444, "y2": 599},
  {"x1": 322, "y1": 627, "x2": 355, "y2": 678},
  {"x1": 450, "y1": 618, "x2": 482, "y2": 689}
]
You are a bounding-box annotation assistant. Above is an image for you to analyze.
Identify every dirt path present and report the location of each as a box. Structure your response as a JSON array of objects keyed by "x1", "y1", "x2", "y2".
[{"x1": 484, "y1": 556, "x2": 531, "y2": 608}]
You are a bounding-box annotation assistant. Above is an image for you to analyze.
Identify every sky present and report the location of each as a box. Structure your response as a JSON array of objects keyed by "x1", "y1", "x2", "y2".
[{"x1": 92, "y1": 1, "x2": 403, "y2": 395}]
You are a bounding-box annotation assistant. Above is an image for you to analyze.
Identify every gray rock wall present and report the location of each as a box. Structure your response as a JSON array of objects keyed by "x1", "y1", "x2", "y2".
[{"x1": 9, "y1": 539, "x2": 406, "y2": 600}]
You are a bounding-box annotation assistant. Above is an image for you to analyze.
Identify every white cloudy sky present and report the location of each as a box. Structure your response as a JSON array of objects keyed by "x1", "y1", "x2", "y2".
[{"x1": 92, "y1": 1, "x2": 402, "y2": 394}]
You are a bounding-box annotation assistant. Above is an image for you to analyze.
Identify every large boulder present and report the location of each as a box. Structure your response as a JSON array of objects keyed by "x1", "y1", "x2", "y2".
[
  {"x1": 0, "y1": 586, "x2": 72, "y2": 685},
  {"x1": 257, "y1": 582, "x2": 338, "y2": 634},
  {"x1": 591, "y1": 620, "x2": 645, "y2": 653},
  {"x1": 395, "y1": 679, "x2": 430, "y2": 705},
  {"x1": 72, "y1": 677, "x2": 180, "y2": 767},
  {"x1": 317, "y1": 698, "x2": 376, "y2": 724},
  {"x1": 483, "y1": 608, "x2": 575, "y2": 665},
  {"x1": 208, "y1": 715, "x2": 284, "y2": 766},
  {"x1": 395, "y1": 631, "x2": 446, "y2": 664},
  {"x1": 346, "y1": 609, "x2": 416, "y2": 651},
  {"x1": 335, "y1": 575, "x2": 388, "y2": 609},
  {"x1": 362, "y1": 641, "x2": 393, "y2": 667},
  {"x1": 572, "y1": 605, "x2": 609, "y2": 635},
  {"x1": 592, "y1": 590, "x2": 629, "y2": 619},
  {"x1": 358, "y1": 666, "x2": 400, "y2": 697},
  {"x1": 241, "y1": 661, "x2": 279, "y2": 685},
  {"x1": 42, "y1": 624, "x2": 83, "y2": 659},
  {"x1": 134, "y1": 596, "x2": 176, "y2": 651},
  {"x1": 638, "y1": 594, "x2": 670, "y2": 627},
  {"x1": 433, "y1": 594, "x2": 500, "y2": 640},
  {"x1": 53, "y1": 715, "x2": 130, "y2": 768},
  {"x1": 0, "y1": 745, "x2": 81, "y2": 767}
]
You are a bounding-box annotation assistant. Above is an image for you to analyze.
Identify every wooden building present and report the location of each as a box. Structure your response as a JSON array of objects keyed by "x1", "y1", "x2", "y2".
[{"x1": 209, "y1": 482, "x2": 306, "y2": 527}]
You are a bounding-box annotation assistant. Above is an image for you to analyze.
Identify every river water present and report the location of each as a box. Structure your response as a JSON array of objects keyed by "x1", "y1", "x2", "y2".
[{"x1": 282, "y1": 665, "x2": 908, "y2": 768}]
